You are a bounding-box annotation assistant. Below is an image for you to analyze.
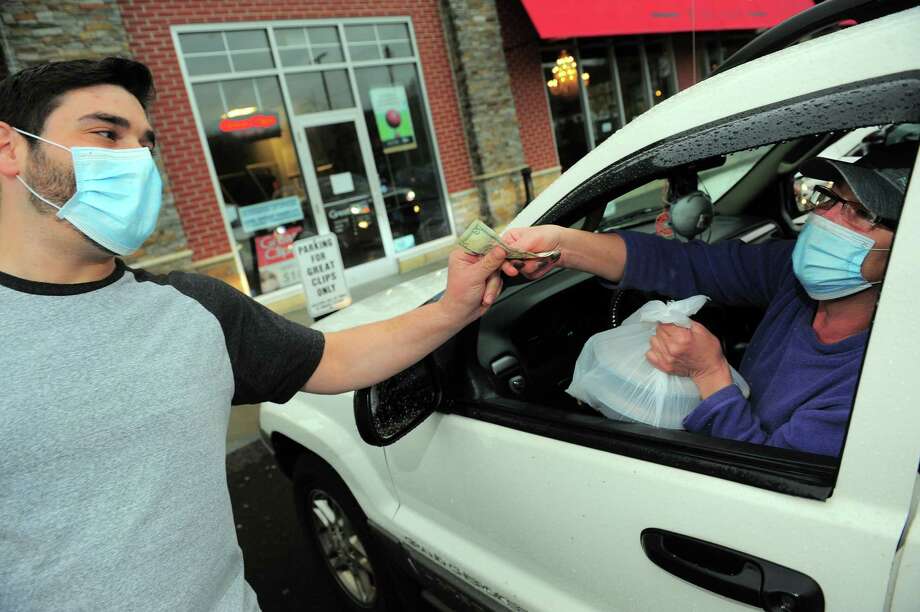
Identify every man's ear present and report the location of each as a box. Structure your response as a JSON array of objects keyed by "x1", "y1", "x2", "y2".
[{"x1": 0, "y1": 122, "x2": 25, "y2": 179}]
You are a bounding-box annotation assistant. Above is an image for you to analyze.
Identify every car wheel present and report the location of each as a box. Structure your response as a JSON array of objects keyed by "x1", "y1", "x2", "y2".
[{"x1": 292, "y1": 454, "x2": 415, "y2": 611}]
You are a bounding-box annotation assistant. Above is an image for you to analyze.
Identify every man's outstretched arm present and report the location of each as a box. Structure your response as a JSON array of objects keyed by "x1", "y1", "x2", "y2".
[{"x1": 303, "y1": 247, "x2": 506, "y2": 394}]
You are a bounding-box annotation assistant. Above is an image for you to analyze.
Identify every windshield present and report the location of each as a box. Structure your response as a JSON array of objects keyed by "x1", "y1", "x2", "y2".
[{"x1": 601, "y1": 144, "x2": 773, "y2": 227}]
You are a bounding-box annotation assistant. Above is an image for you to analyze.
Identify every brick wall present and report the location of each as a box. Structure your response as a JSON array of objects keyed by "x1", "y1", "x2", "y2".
[
  {"x1": 495, "y1": 0, "x2": 558, "y2": 173},
  {"x1": 118, "y1": 0, "x2": 473, "y2": 262}
]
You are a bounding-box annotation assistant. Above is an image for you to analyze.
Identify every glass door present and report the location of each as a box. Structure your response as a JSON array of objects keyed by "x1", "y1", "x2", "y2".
[{"x1": 293, "y1": 110, "x2": 397, "y2": 286}]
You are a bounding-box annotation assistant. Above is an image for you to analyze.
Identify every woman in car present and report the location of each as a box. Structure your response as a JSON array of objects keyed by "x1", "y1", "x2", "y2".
[{"x1": 501, "y1": 142, "x2": 917, "y2": 457}]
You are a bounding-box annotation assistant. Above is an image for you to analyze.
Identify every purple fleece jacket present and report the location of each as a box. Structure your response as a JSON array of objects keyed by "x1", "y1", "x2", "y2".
[{"x1": 617, "y1": 231, "x2": 866, "y2": 457}]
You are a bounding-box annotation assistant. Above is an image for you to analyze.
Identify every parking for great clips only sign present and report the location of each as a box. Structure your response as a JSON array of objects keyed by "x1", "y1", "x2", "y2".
[{"x1": 293, "y1": 233, "x2": 351, "y2": 318}]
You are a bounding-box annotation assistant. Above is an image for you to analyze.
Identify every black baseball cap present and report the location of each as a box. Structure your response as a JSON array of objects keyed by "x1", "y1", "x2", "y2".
[{"x1": 800, "y1": 140, "x2": 918, "y2": 230}]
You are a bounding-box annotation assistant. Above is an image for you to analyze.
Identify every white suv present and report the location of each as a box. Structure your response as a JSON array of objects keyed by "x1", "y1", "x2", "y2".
[{"x1": 260, "y1": 4, "x2": 920, "y2": 611}]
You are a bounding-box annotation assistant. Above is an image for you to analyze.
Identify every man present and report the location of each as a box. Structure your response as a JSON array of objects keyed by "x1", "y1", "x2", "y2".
[
  {"x1": 0, "y1": 58, "x2": 505, "y2": 610},
  {"x1": 502, "y1": 140, "x2": 916, "y2": 457}
]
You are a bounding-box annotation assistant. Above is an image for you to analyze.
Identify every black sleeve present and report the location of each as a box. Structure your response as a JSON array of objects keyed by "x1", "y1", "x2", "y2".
[{"x1": 149, "y1": 270, "x2": 325, "y2": 405}]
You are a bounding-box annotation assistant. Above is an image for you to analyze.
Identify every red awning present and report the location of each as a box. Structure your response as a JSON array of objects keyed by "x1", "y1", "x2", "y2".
[{"x1": 520, "y1": 0, "x2": 815, "y2": 39}]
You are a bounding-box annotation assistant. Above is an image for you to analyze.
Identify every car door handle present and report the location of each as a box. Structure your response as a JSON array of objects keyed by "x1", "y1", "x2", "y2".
[{"x1": 641, "y1": 528, "x2": 824, "y2": 612}]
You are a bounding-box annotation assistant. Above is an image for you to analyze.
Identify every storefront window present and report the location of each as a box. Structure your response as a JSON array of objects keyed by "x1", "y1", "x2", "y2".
[
  {"x1": 543, "y1": 37, "x2": 679, "y2": 169},
  {"x1": 354, "y1": 63, "x2": 450, "y2": 250},
  {"x1": 284, "y1": 70, "x2": 354, "y2": 113},
  {"x1": 304, "y1": 122, "x2": 385, "y2": 267},
  {"x1": 579, "y1": 46, "x2": 621, "y2": 146},
  {"x1": 275, "y1": 26, "x2": 345, "y2": 66},
  {"x1": 614, "y1": 43, "x2": 649, "y2": 124},
  {"x1": 179, "y1": 20, "x2": 453, "y2": 297},
  {"x1": 179, "y1": 29, "x2": 275, "y2": 76},
  {"x1": 699, "y1": 33, "x2": 757, "y2": 78},
  {"x1": 345, "y1": 23, "x2": 413, "y2": 61},
  {"x1": 542, "y1": 50, "x2": 589, "y2": 171},
  {"x1": 644, "y1": 41, "x2": 676, "y2": 105},
  {"x1": 192, "y1": 76, "x2": 313, "y2": 295}
]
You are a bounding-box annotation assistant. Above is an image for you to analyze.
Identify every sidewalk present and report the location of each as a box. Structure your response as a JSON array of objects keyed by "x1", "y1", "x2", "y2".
[{"x1": 226, "y1": 255, "x2": 451, "y2": 453}]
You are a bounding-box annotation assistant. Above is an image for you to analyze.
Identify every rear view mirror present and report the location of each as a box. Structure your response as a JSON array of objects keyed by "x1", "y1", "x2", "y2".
[{"x1": 354, "y1": 357, "x2": 441, "y2": 446}]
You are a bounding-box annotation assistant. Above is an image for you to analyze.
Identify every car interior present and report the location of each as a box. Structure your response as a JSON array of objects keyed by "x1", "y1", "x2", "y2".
[
  {"x1": 456, "y1": 119, "x2": 918, "y2": 499},
  {"x1": 357, "y1": 69, "x2": 920, "y2": 500}
]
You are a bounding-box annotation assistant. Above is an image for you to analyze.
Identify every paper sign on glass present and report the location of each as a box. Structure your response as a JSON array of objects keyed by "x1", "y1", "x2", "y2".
[
  {"x1": 369, "y1": 86, "x2": 418, "y2": 154},
  {"x1": 238, "y1": 196, "x2": 304, "y2": 233},
  {"x1": 330, "y1": 172, "x2": 355, "y2": 196}
]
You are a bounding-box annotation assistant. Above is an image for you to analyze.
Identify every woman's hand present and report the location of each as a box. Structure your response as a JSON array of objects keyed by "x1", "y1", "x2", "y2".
[
  {"x1": 646, "y1": 321, "x2": 733, "y2": 399},
  {"x1": 500, "y1": 225, "x2": 566, "y2": 280}
]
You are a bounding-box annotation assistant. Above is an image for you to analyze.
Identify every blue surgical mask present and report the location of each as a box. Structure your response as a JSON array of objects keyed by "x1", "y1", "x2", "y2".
[
  {"x1": 14, "y1": 128, "x2": 163, "y2": 256},
  {"x1": 792, "y1": 213, "x2": 889, "y2": 300}
]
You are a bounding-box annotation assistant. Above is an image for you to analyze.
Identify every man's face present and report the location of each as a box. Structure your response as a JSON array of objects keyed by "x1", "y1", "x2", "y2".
[
  {"x1": 17, "y1": 84, "x2": 157, "y2": 252},
  {"x1": 815, "y1": 181, "x2": 894, "y2": 283}
]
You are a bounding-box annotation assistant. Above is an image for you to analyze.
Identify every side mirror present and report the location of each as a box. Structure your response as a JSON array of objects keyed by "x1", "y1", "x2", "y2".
[{"x1": 354, "y1": 357, "x2": 441, "y2": 446}]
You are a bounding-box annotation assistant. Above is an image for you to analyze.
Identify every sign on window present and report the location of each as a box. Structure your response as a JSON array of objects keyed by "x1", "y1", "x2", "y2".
[
  {"x1": 369, "y1": 86, "x2": 417, "y2": 154},
  {"x1": 239, "y1": 196, "x2": 304, "y2": 233}
]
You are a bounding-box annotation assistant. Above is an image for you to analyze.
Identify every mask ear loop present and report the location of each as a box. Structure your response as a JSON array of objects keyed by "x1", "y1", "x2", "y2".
[
  {"x1": 12, "y1": 127, "x2": 72, "y2": 210},
  {"x1": 12, "y1": 128, "x2": 72, "y2": 152}
]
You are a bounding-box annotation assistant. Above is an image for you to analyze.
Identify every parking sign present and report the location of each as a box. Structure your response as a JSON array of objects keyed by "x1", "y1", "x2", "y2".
[{"x1": 293, "y1": 234, "x2": 351, "y2": 318}]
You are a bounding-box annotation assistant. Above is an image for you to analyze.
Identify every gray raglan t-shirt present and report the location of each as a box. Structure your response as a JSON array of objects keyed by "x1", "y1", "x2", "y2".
[{"x1": 0, "y1": 261, "x2": 324, "y2": 611}]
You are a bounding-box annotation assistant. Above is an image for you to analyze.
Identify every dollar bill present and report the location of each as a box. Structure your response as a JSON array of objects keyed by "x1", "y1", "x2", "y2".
[{"x1": 458, "y1": 219, "x2": 560, "y2": 261}]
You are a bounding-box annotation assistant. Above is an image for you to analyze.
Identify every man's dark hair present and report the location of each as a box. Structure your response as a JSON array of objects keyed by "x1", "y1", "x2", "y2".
[{"x1": 0, "y1": 57, "x2": 154, "y2": 147}]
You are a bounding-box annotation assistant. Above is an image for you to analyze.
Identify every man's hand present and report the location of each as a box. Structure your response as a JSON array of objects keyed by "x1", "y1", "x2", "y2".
[
  {"x1": 305, "y1": 246, "x2": 506, "y2": 394},
  {"x1": 439, "y1": 246, "x2": 507, "y2": 324},
  {"x1": 500, "y1": 225, "x2": 566, "y2": 280},
  {"x1": 646, "y1": 321, "x2": 732, "y2": 399}
]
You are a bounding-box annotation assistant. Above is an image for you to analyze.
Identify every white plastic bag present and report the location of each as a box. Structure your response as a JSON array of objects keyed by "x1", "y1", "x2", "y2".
[{"x1": 566, "y1": 295, "x2": 750, "y2": 429}]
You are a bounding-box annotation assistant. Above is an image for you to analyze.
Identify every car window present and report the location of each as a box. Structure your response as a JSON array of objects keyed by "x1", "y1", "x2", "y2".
[
  {"x1": 601, "y1": 145, "x2": 773, "y2": 228},
  {"x1": 697, "y1": 146, "x2": 772, "y2": 200},
  {"x1": 472, "y1": 75, "x2": 920, "y2": 497}
]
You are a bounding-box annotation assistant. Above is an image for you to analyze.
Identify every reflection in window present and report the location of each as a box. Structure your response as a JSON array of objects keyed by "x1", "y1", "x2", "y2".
[
  {"x1": 179, "y1": 29, "x2": 274, "y2": 77},
  {"x1": 192, "y1": 76, "x2": 314, "y2": 296},
  {"x1": 285, "y1": 70, "x2": 354, "y2": 114},
  {"x1": 354, "y1": 63, "x2": 450, "y2": 251},
  {"x1": 304, "y1": 122, "x2": 385, "y2": 268},
  {"x1": 275, "y1": 26, "x2": 345, "y2": 67},
  {"x1": 345, "y1": 23, "x2": 414, "y2": 62},
  {"x1": 579, "y1": 46, "x2": 621, "y2": 146}
]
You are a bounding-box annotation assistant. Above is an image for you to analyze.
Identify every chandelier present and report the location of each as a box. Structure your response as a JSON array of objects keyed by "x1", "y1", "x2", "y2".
[{"x1": 547, "y1": 50, "x2": 590, "y2": 98}]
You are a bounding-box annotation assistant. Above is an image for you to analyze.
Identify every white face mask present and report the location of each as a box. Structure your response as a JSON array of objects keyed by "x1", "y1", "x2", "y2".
[{"x1": 15, "y1": 128, "x2": 163, "y2": 255}]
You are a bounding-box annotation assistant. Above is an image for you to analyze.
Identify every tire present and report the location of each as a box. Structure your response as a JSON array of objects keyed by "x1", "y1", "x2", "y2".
[{"x1": 292, "y1": 454, "x2": 417, "y2": 612}]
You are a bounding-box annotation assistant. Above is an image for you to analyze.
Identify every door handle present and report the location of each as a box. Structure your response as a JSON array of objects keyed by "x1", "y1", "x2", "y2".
[{"x1": 641, "y1": 529, "x2": 824, "y2": 612}]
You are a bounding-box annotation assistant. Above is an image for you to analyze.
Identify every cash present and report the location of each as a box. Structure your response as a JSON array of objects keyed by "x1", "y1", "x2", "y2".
[{"x1": 458, "y1": 220, "x2": 561, "y2": 261}]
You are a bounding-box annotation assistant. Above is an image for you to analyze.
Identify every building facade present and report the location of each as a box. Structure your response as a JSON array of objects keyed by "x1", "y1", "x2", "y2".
[{"x1": 0, "y1": 0, "x2": 809, "y2": 309}]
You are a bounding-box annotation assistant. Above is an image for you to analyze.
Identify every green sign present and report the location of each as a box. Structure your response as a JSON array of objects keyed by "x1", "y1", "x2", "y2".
[{"x1": 369, "y1": 86, "x2": 417, "y2": 154}]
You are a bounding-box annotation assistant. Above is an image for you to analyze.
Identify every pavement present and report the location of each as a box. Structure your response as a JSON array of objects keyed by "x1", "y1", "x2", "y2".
[{"x1": 227, "y1": 442, "x2": 343, "y2": 611}]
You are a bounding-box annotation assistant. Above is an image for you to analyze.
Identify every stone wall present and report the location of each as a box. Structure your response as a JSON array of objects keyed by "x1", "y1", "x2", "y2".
[
  {"x1": 439, "y1": 0, "x2": 528, "y2": 227},
  {"x1": 0, "y1": 0, "x2": 190, "y2": 270}
]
